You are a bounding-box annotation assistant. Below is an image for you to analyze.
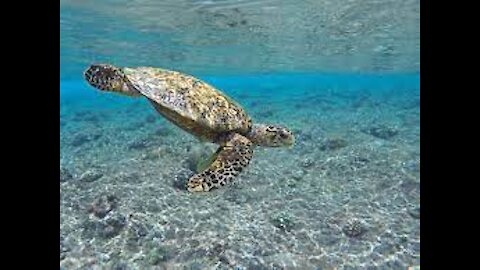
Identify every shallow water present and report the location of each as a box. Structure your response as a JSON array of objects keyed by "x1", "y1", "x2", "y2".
[{"x1": 60, "y1": 1, "x2": 420, "y2": 269}]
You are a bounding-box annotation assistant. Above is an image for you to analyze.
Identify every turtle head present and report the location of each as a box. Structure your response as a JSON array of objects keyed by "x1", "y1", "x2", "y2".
[
  {"x1": 248, "y1": 124, "x2": 295, "y2": 148},
  {"x1": 84, "y1": 64, "x2": 141, "y2": 97}
]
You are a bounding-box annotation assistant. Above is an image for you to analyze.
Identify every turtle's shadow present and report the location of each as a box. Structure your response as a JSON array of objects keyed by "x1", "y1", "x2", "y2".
[{"x1": 172, "y1": 167, "x2": 195, "y2": 191}]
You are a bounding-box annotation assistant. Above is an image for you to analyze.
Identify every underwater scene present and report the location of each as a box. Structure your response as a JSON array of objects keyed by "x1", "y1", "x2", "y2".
[{"x1": 60, "y1": 1, "x2": 420, "y2": 269}]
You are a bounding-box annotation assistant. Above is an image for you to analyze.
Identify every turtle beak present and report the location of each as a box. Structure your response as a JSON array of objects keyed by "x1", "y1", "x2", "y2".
[
  {"x1": 282, "y1": 129, "x2": 295, "y2": 148},
  {"x1": 288, "y1": 135, "x2": 295, "y2": 148},
  {"x1": 187, "y1": 186, "x2": 203, "y2": 192}
]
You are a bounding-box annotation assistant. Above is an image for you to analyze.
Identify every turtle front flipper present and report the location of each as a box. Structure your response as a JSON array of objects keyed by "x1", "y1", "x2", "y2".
[{"x1": 187, "y1": 133, "x2": 253, "y2": 192}]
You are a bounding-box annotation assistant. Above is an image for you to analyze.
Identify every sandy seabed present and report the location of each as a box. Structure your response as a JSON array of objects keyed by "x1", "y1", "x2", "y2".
[{"x1": 60, "y1": 86, "x2": 420, "y2": 270}]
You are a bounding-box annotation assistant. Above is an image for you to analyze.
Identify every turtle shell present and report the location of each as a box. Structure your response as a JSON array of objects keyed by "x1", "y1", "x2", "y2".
[{"x1": 123, "y1": 67, "x2": 252, "y2": 141}]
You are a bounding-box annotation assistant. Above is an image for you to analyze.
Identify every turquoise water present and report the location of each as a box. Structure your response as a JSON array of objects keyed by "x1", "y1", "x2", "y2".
[{"x1": 60, "y1": 1, "x2": 420, "y2": 269}]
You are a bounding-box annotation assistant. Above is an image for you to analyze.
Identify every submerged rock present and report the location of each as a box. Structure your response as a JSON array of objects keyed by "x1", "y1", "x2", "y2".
[
  {"x1": 206, "y1": 242, "x2": 229, "y2": 259},
  {"x1": 88, "y1": 194, "x2": 118, "y2": 218},
  {"x1": 99, "y1": 213, "x2": 127, "y2": 239},
  {"x1": 301, "y1": 158, "x2": 315, "y2": 168},
  {"x1": 364, "y1": 125, "x2": 399, "y2": 139},
  {"x1": 291, "y1": 170, "x2": 305, "y2": 181},
  {"x1": 60, "y1": 167, "x2": 73, "y2": 182},
  {"x1": 271, "y1": 213, "x2": 296, "y2": 232},
  {"x1": 286, "y1": 179, "x2": 298, "y2": 188},
  {"x1": 126, "y1": 220, "x2": 149, "y2": 243},
  {"x1": 342, "y1": 219, "x2": 368, "y2": 238},
  {"x1": 82, "y1": 213, "x2": 127, "y2": 239},
  {"x1": 71, "y1": 133, "x2": 90, "y2": 147},
  {"x1": 79, "y1": 169, "x2": 103, "y2": 182}
]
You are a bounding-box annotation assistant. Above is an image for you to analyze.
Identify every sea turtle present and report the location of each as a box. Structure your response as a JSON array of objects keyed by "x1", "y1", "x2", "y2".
[{"x1": 84, "y1": 64, "x2": 295, "y2": 192}]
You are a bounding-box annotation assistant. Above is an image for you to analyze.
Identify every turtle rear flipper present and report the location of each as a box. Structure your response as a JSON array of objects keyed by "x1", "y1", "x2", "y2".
[{"x1": 187, "y1": 133, "x2": 253, "y2": 192}]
